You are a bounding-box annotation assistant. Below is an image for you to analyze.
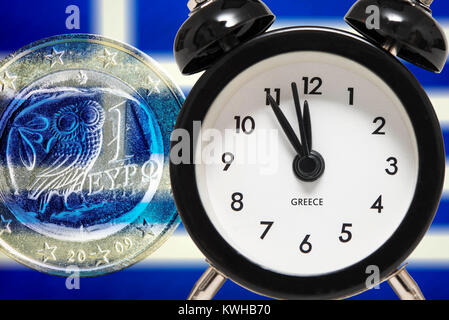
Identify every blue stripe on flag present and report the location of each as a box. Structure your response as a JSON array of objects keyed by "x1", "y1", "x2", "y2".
[
  {"x1": 262, "y1": 0, "x2": 449, "y2": 20},
  {"x1": 409, "y1": 64, "x2": 449, "y2": 88},
  {"x1": 0, "y1": 0, "x2": 94, "y2": 52},
  {"x1": 433, "y1": 199, "x2": 449, "y2": 226},
  {"x1": 134, "y1": 0, "x2": 186, "y2": 53},
  {"x1": 0, "y1": 266, "x2": 447, "y2": 300}
]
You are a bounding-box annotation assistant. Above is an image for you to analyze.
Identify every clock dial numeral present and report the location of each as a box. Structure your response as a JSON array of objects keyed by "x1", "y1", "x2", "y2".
[
  {"x1": 302, "y1": 77, "x2": 323, "y2": 95},
  {"x1": 234, "y1": 116, "x2": 255, "y2": 134},
  {"x1": 231, "y1": 192, "x2": 244, "y2": 212},
  {"x1": 386, "y1": 157, "x2": 398, "y2": 175},
  {"x1": 371, "y1": 195, "x2": 384, "y2": 213},
  {"x1": 222, "y1": 152, "x2": 235, "y2": 171},
  {"x1": 299, "y1": 235, "x2": 312, "y2": 254},
  {"x1": 265, "y1": 88, "x2": 280, "y2": 105},
  {"x1": 372, "y1": 117, "x2": 386, "y2": 135},
  {"x1": 339, "y1": 223, "x2": 353, "y2": 243},
  {"x1": 348, "y1": 87, "x2": 354, "y2": 105},
  {"x1": 260, "y1": 221, "x2": 274, "y2": 240}
]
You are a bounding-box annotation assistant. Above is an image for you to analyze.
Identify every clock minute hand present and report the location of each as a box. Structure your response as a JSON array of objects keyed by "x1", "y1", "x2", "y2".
[
  {"x1": 303, "y1": 100, "x2": 312, "y2": 150},
  {"x1": 267, "y1": 94, "x2": 304, "y2": 156},
  {"x1": 291, "y1": 82, "x2": 311, "y2": 155}
]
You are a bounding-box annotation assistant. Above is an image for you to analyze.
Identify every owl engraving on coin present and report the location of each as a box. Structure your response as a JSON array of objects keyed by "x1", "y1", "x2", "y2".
[
  {"x1": 27, "y1": 100, "x2": 105, "y2": 214},
  {"x1": 0, "y1": 35, "x2": 183, "y2": 276}
]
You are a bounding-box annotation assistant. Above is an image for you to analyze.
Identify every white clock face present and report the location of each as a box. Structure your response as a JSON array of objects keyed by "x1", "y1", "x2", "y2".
[{"x1": 194, "y1": 52, "x2": 419, "y2": 276}]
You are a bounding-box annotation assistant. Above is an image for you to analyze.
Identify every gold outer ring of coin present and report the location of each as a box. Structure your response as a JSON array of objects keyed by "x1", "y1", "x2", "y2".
[{"x1": 0, "y1": 34, "x2": 184, "y2": 277}]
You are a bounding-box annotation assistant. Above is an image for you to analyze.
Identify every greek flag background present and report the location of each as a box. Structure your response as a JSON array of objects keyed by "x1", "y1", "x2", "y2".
[{"x1": 0, "y1": 0, "x2": 448, "y2": 300}]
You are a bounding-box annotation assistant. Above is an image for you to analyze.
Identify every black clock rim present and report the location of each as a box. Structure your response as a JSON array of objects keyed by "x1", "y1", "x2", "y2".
[{"x1": 170, "y1": 27, "x2": 445, "y2": 299}]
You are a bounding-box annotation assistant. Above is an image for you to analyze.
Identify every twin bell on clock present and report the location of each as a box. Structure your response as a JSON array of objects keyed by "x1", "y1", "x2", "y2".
[
  {"x1": 175, "y1": 0, "x2": 447, "y2": 74},
  {"x1": 170, "y1": 0, "x2": 448, "y2": 300}
]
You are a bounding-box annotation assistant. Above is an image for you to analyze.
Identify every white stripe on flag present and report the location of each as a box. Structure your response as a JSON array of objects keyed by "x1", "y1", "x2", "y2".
[
  {"x1": 157, "y1": 60, "x2": 203, "y2": 91},
  {"x1": 5, "y1": 231, "x2": 447, "y2": 268},
  {"x1": 433, "y1": 95, "x2": 449, "y2": 126},
  {"x1": 129, "y1": 229, "x2": 449, "y2": 268},
  {"x1": 94, "y1": 0, "x2": 135, "y2": 45},
  {"x1": 410, "y1": 229, "x2": 449, "y2": 267}
]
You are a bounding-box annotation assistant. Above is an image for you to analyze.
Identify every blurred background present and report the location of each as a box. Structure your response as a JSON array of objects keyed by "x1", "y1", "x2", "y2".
[{"x1": 0, "y1": 0, "x2": 448, "y2": 300}]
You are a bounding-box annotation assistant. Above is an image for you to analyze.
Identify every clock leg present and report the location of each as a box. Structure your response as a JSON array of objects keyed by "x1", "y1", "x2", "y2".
[
  {"x1": 387, "y1": 267, "x2": 425, "y2": 300},
  {"x1": 187, "y1": 265, "x2": 227, "y2": 300}
]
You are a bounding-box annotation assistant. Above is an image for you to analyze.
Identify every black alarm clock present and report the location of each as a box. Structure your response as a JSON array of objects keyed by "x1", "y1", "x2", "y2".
[{"x1": 170, "y1": 0, "x2": 448, "y2": 299}]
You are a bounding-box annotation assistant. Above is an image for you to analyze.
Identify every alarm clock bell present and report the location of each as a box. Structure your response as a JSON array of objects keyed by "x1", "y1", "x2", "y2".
[
  {"x1": 176, "y1": 0, "x2": 448, "y2": 74},
  {"x1": 174, "y1": 0, "x2": 275, "y2": 75},
  {"x1": 345, "y1": 0, "x2": 448, "y2": 73}
]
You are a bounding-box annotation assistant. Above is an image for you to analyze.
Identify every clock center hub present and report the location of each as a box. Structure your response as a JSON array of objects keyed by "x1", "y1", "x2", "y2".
[{"x1": 293, "y1": 151, "x2": 325, "y2": 182}]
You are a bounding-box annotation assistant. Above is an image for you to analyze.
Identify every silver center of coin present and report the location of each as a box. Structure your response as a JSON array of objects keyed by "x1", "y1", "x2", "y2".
[{"x1": 1, "y1": 70, "x2": 164, "y2": 241}]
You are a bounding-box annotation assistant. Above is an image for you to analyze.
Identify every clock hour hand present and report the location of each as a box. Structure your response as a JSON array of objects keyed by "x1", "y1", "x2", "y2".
[{"x1": 267, "y1": 94, "x2": 304, "y2": 156}]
